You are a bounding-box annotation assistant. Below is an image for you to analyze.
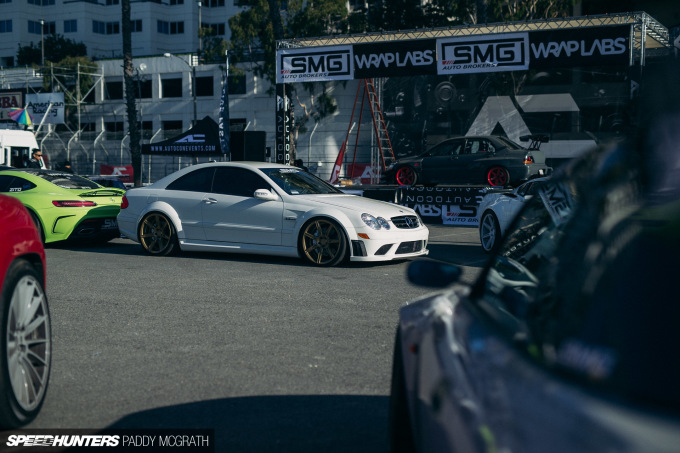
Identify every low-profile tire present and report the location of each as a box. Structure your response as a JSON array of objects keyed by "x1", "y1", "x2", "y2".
[
  {"x1": 486, "y1": 166, "x2": 509, "y2": 187},
  {"x1": 138, "y1": 212, "x2": 179, "y2": 256},
  {"x1": 28, "y1": 211, "x2": 45, "y2": 244},
  {"x1": 395, "y1": 166, "x2": 417, "y2": 186},
  {"x1": 388, "y1": 328, "x2": 416, "y2": 453},
  {"x1": 479, "y1": 211, "x2": 501, "y2": 253},
  {"x1": 299, "y1": 218, "x2": 347, "y2": 267},
  {"x1": 0, "y1": 259, "x2": 51, "y2": 429}
]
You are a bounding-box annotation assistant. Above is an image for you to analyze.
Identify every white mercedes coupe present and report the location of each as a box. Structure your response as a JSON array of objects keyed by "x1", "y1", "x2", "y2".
[{"x1": 117, "y1": 162, "x2": 429, "y2": 266}]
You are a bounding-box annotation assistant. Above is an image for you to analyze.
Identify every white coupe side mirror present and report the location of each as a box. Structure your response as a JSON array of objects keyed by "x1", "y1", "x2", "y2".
[{"x1": 254, "y1": 189, "x2": 278, "y2": 201}]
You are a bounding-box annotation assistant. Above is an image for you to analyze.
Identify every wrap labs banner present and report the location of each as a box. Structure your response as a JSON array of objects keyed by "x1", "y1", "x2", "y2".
[
  {"x1": 529, "y1": 25, "x2": 630, "y2": 68},
  {"x1": 275, "y1": 25, "x2": 631, "y2": 83},
  {"x1": 353, "y1": 39, "x2": 437, "y2": 79}
]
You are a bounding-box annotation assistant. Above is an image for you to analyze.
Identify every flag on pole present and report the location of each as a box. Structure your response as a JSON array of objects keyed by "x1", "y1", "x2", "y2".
[
  {"x1": 329, "y1": 141, "x2": 346, "y2": 184},
  {"x1": 218, "y1": 52, "x2": 230, "y2": 160}
]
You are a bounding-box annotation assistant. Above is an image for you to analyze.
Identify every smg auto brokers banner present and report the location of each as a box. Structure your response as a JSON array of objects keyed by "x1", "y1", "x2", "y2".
[{"x1": 276, "y1": 25, "x2": 629, "y2": 82}]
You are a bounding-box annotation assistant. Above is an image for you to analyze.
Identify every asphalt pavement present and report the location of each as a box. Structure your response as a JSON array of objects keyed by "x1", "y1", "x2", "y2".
[{"x1": 22, "y1": 224, "x2": 487, "y2": 452}]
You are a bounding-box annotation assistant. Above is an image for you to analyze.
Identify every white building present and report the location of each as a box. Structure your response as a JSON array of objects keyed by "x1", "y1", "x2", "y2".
[{"x1": 0, "y1": 0, "x2": 246, "y2": 67}]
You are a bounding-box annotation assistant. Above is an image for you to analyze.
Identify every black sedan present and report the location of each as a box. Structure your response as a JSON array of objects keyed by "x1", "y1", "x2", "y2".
[{"x1": 383, "y1": 135, "x2": 551, "y2": 187}]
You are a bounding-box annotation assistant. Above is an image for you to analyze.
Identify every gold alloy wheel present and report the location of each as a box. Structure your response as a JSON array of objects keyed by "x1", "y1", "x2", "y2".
[
  {"x1": 300, "y1": 218, "x2": 347, "y2": 266},
  {"x1": 139, "y1": 213, "x2": 176, "y2": 255}
]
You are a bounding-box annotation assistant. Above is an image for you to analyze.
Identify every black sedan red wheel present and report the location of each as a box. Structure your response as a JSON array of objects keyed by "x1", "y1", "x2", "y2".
[
  {"x1": 487, "y1": 166, "x2": 509, "y2": 187},
  {"x1": 395, "y1": 166, "x2": 417, "y2": 186}
]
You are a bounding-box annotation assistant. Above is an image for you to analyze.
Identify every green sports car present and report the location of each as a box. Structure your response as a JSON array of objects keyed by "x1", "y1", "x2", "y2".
[{"x1": 0, "y1": 169, "x2": 125, "y2": 244}]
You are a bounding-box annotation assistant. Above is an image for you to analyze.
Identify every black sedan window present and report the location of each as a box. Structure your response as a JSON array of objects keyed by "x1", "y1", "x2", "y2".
[
  {"x1": 494, "y1": 136, "x2": 524, "y2": 150},
  {"x1": 261, "y1": 168, "x2": 342, "y2": 195},
  {"x1": 428, "y1": 140, "x2": 462, "y2": 157}
]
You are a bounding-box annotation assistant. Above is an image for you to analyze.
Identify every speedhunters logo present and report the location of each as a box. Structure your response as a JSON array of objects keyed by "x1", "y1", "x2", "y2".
[
  {"x1": 277, "y1": 46, "x2": 353, "y2": 83},
  {"x1": 438, "y1": 33, "x2": 529, "y2": 74}
]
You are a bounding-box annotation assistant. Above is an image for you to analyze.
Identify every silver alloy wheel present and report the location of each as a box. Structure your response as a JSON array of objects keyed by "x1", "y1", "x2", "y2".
[
  {"x1": 480, "y1": 212, "x2": 500, "y2": 253},
  {"x1": 7, "y1": 273, "x2": 51, "y2": 412}
]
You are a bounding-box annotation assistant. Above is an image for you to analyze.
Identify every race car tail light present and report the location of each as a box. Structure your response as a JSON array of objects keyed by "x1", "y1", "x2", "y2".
[
  {"x1": 524, "y1": 155, "x2": 535, "y2": 164},
  {"x1": 121, "y1": 195, "x2": 129, "y2": 209},
  {"x1": 52, "y1": 200, "x2": 97, "y2": 207}
]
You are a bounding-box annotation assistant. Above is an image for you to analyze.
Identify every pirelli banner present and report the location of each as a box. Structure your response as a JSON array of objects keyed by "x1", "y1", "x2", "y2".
[{"x1": 276, "y1": 25, "x2": 630, "y2": 83}]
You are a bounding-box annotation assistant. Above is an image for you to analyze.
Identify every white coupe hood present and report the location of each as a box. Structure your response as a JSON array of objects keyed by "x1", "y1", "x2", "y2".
[{"x1": 293, "y1": 194, "x2": 416, "y2": 217}]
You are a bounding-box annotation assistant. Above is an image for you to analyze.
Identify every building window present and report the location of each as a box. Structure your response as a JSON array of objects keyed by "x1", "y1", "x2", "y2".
[
  {"x1": 64, "y1": 19, "x2": 77, "y2": 33},
  {"x1": 196, "y1": 76, "x2": 213, "y2": 97},
  {"x1": 104, "y1": 81, "x2": 123, "y2": 100},
  {"x1": 204, "y1": 23, "x2": 225, "y2": 36},
  {"x1": 93, "y1": 21, "x2": 120, "y2": 35},
  {"x1": 28, "y1": 0, "x2": 55, "y2": 5},
  {"x1": 133, "y1": 80, "x2": 152, "y2": 99},
  {"x1": 0, "y1": 20, "x2": 11, "y2": 34},
  {"x1": 157, "y1": 20, "x2": 184, "y2": 35},
  {"x1": 29, "y1": 20, "x2": 54, "y2": 35},
  {"x1": 105, "y1": 0, "x2": 119, "y2": 4},
  {"x1": 205, "y1": 0, "x2": 225, "y2": 7},
  {"x1": 169, "y1": 0, "x2": 184, "y2": 4},
  {"x1": 228, "y1": 74, "x2": 246, "y2": 95},
  {"x1": 131, "y1": 20, "x2": 142, "y2": 32},
  {"x1": 170, "y1": 22, "x2": 184, "y2": 34},
  {"x1": 161, "y1": 78, "x2": 183, "y2": 98},
  {"x1": 107, "y1": 22, "x2": 120, "y2": 34},
  {"x1": 0, "y1": 0, "x2": 12, "y2": 4},
  {"x1": 105, "y1": 121, "x2": 125, "y2": 140},
  {"x1": 137, "y1": 121, "x2": 154, "y2": 139}
]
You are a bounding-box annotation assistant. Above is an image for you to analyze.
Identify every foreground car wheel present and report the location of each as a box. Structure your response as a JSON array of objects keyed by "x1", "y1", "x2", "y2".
[
  {"x1": 395, "y1": 166, "x2": 417, "y2": 186},
  {"x1": 0, "y1": 259, "x2": 51, "y2": 429},
  {"x1": 389, "y1": 329, "x2": 416, "y2": 453},
  {"x1": 479, "y1": 211, "x2": 501, "y2": 253},
  {"x1": 487, "y1": 166, "x2": 509, "y2": 187},
  {"x1": 299, "y1": 218, "x2": 347, "y2": 267},
  {"x1": 139, "y1": 213, "x2": 178, "y2": 256}
]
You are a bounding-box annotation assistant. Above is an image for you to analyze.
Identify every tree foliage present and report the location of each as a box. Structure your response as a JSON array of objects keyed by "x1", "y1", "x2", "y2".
[{"x1": 17, "y1": 34, "x2": 87, "y2": 66}]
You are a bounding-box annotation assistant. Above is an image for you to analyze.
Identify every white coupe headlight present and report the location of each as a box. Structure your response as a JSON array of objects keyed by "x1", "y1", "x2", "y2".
[{"x1": 362, "y1": 213, "x2": 391, "y2": 230}]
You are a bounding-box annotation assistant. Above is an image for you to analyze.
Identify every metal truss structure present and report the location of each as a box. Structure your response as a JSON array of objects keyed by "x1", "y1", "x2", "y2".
[{"x1": 276, "y1": 11, "x2": 670, "y2": 65}]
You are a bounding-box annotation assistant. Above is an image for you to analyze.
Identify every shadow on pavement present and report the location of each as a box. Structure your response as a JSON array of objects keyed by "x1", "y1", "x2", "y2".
[{"x1": 107, "y1": 395, "x2": 390, "y2": 453}]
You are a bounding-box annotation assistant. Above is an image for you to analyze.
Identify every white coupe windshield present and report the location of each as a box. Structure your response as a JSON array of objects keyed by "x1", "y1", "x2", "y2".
[{"x1": 261, "y1": 168, "x2": 342, "y2": 195}]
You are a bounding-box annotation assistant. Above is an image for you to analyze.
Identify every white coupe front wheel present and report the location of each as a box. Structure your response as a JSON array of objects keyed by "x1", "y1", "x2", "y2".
[{"x1": 479, "y1": 211, "x2": 501, "y2": 253}]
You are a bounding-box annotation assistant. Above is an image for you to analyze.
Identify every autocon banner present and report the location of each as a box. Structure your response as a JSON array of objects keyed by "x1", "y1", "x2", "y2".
[{"x1": 275, "y1": 25, "x2": 630, "y2": 83}]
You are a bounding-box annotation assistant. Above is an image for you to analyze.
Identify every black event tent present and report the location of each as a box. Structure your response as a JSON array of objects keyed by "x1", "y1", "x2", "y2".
[{"x1": 142, "y1": 116, "x2": 222, "y2": 156}]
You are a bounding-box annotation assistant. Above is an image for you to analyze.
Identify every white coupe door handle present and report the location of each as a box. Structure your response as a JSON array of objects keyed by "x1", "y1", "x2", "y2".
[{"x1": 203, "y1": 198, "x2": 218, "y2": 204}]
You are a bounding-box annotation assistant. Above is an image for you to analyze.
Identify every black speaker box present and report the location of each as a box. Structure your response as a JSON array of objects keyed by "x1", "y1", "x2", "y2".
[{"x1": 230, "y1": 131, "x2": 267, "y2": 161}]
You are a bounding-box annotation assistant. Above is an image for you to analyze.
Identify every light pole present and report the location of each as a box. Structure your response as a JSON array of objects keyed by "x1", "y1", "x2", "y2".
[
  {"x1": 164, "y1": 53, "x2": 197, "y2": 127},
  {"x1": 197, "y1": 1, "x2": 202, "y2": 59},
  {"x1": 40, "y1": 19, "x2": 45, "y2": 65}
]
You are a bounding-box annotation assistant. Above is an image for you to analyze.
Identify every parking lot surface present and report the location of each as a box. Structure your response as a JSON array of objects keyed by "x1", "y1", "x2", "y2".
[{"x1": 26, "y1": 224, "x2": 486, "y2": 452}]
